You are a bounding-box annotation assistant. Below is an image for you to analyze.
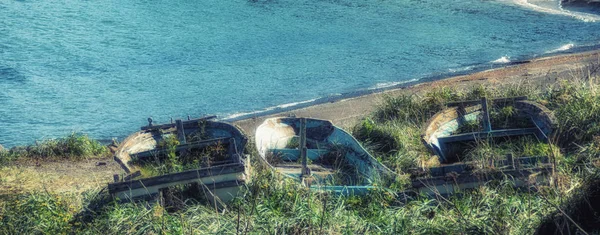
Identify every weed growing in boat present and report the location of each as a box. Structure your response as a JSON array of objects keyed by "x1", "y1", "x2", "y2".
[
  {"x1": 139, "y1": 136, "x2": 231, "y2": 176},
  {"x1": 164, "y1": 135, "x2": 183, "y2": 173},
  {"x1": 185, "y1": 120, "x2": 210, "y2": 142},
  {"x1": 285, "y1": 136, "x2": 300, "y2": 149},
  {"x1": 454, "y1": 119, "x2": 481, "y2": 134},
  {"x1": 315, "y1": 144, "x2": 360, "y2": 186}
]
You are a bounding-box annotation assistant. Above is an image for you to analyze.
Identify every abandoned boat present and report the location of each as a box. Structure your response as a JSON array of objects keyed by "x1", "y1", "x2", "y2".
[
  {"x1": 403, "y1": 97, "x2": 557, "y2": 197},
  {"x1": 108, "y1": 116, "x2": 249, "y2": 204},
  {"x1": 422, "y1": 96, "x2": 556, "y2": 162},
  {"x1": 255, "y1": 117, "x2": 393, "y2": 195}
]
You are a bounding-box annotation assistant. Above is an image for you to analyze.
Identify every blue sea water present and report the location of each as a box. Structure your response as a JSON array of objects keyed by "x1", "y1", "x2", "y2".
[{"x1": 1, "y1": 0, "x2": 600, "y2": 147}]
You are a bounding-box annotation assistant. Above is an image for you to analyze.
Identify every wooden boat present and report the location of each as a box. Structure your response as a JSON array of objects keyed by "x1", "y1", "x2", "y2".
[
  {"x1": 255, "y1": 117, "x2": 393, "y2": 195},
  {"x1": 108, "y1": 116, "x2": 249, "y2": 204},
  {"x1": 406, "y1": 154, "x2": 553, "y2": 198},
  {"x1": 421, "y1": 97, "x2": 556, "y2": 162}
]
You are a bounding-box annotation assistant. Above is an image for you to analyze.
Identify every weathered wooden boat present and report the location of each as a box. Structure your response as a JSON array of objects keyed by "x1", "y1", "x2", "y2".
[
  {"x1": 255, "y1": 117, "x2": 393, "y2": 195},
  {"x1": 407, "y1": 154, "x2": 553, "y2": 197},
  {"x1": 108, "y1": 116, "x2": 249, "y2": 204},
  {"x1": 422, "y1": 97, "x2": 556, "y2": 162}
]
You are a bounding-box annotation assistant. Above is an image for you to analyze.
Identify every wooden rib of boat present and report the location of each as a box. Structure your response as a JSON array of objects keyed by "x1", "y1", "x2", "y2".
[
  {"x1": 421, "y1": 97, "x2": 556, "y2": 162},
  {"x1": 108, "y1": 116, "x2": 249, "y2": 204},
  {"x1": 255, "y1": 117, "x2": 393, "y2": 195},
  {"x1": 406, "y1": 154, "x2": 553, "y2": 197}
]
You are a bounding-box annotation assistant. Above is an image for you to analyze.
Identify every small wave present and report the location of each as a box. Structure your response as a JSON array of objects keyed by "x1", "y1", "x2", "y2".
[
  {"x1": 546, "y1": 43, "x2": 575, "y2": 53},
  {"x1": 511, "y1": 0, "x2": 600, "y2": 22},
  {"x1": 224, "y1": 98, "x2": 319, "y2": 119},
  {"x1": 448, "y1": 66, "x2": 475, "y2": 73},
  {"x1": 491, "y1": 56, "x2": 511, "y2": 64},
  {"x1": 370, "y1": 82, "x2": 402, "y2": 90},
  {"x1": 369, "y1": 79, "x2": 418, "y2": 90},
  {"x1": 225, "y1": 108, "x2": 275, "y2": 119},
  {"x1": 276, "y1": 98, "x2": 318, "y2": 109}
]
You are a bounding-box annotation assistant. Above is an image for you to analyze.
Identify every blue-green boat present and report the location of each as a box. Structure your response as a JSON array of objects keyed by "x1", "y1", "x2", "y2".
[{"x1": 255, "y1": 117, "x2": 393, "y2": 195}]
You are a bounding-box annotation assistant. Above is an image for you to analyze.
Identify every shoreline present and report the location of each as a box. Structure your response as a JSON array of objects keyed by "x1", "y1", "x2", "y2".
[
  {"x1": 2, "y1": 49, "x2": 600, "y2": 148},
  {"x1": 232, "y1": 49, "x2": 600, "y2": 136}
]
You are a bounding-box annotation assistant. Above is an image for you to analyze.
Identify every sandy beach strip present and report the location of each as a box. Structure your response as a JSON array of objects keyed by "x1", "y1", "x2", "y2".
[{"x1": 233, "y1": 50, "x2": 600, "y2": 136}]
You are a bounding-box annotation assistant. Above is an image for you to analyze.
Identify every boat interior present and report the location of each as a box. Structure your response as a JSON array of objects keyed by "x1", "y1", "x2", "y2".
[
  {"x1": 256, "y1": 117, "x2": 391, "y2": 191},
  {"x1": 422, "y1": 96, "x2": 556, "y2": 163}
]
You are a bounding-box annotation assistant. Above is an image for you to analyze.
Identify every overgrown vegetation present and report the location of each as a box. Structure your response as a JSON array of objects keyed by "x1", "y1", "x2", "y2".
[
  {"x1": 0, "y1": 132, "x2": 110, "y2": 163},
  {"x1": 2, "y1": 72, "x2": 600, "y2": 234},
  {"x1": 138, "y1": 134, "x2": 231, "y2": 177},
  {"x1": 349, "y1": 73, "x2": 600, "y2": 233},
  {"x1": 1, "y1": 159, "x2": 592, "y2": 234},
  {"x1": 353, "y1": 77, "x2": 600, "y2": 171}
]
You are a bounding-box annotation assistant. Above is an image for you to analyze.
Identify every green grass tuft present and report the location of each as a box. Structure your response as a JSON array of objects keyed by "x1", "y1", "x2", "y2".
[{"x1": 0, "y1": 133, "x2": 110, "y2": 163}]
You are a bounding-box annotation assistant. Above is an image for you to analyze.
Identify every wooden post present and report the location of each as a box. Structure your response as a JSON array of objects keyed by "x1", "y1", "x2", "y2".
[
  {"x1": 481, "y1": 97, "x2": 492, "y2": 132},
  {"x1": 228, "y1": 138, "x2": 240, "y2": 163},
  {"x1": 506, "y1": 154, "x2": 515, "y2": 169},
  {"x1": 299, "y1": 118, "x2": 309, "y2": 177},
  {"x1": 176, "y1": 119, "x2": 187, "y2": 144}
]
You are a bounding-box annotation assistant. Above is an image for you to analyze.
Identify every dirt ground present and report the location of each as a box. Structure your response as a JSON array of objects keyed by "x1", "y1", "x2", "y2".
[{"x1": 0, "y1": 157, "x2": 122, "y2": 196}]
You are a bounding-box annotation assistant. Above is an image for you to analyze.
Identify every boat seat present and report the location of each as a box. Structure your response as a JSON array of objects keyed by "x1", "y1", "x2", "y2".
[
  {"x1": 276, "y1": 163, "x2": 334, "y2": 172},
  {"x1": 269, "y1": 148, "x2": 330, "y2": 161},
  {"x1": 275, "y1": 164, "x2": 336, "y2": 181}
]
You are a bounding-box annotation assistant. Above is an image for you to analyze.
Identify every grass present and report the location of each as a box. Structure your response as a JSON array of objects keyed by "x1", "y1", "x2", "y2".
[
  {"x1": 3, "y1": 73, "x2": 600, "y2": 234},
  {"x1": 0, "y1": 132, "x2": 110, "y2": 163},
  {"x1": 137, "y1": 134, "x2": 232, "y2": 177},
  {"x1": 0, "y1": 167, "x2": 579, "y2": 234},
  {"x1": 352, "y1": 77, "x2": 600, "y2": 170}
]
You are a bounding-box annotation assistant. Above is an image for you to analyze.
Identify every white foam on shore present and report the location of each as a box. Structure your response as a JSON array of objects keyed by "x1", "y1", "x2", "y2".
[
  {"x1": 546, "y1": 43, "x2": 575, "y2": 53},
  {"x1": 449, "y1": 66, "x2": 474, "y2": 73},
  {"x1": 276, "y1": 98, "x2": 318, "y2": 109},
  {"x1": 369, "y1": 79, "x2": 418, "y2": 90},
  {"x1": 224, "y1": 98, "x2": 319, "y2": 119},
  {"x1": 510, "y1": 0, "x2": 600, "y2": 22},
  {"x1": 225, "y1": 108, "x2": 275, "y2": 119},
  {"x1": 491, "y1": 56, "x2": 511, "y2": 64}
]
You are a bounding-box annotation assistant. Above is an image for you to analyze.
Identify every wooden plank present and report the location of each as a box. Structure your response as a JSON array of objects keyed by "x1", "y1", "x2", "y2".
[
  {"x1": 438, "y1": 127, "x2": 539, "y2": 143},
  {"x1": 117, "y1": 180, "x2": 246, "y2": 202},
  {"x1": 425, "y1": 155, "x2": 548, "y2": 178},
  {"x1": 123, "y1": 171, "x2": 142, "y2": 181},
  {"x1": 107, "y1": 163, "x2": 245, "y2": 192},
  {"x1": 531, "y1": 117, "x2": 550, "y2": 142},
  {"x1": 481, "y1": 97, "x2": 492, "y2": 132},
  {"x1": 515, "y1": 156, "x2": 549, "y2": 168},
  {"x1": 141, "y1": 115, "x2": 217, "y2": 131},
  {"x1": 507, "y1": 154, "x2": 515, "y2": 169},
  {"x1": 445, "y1": 96, "x2": 527, "y2": 107},
  {"x1": 134, "y1": 137, "x2": 229, "y2": 160},
  {"x1": 412, "y1": 166, "x2": 552, "y2": 188},
  {"x1": 227, "y1": 138, "x2": 242, "y2": 164},
  {"x1": 299, "y1": 118, "x2": 309, "y2": 177},
  {"x1": 176, "y1": 119, "x2": 187, "y2": 144},
  {"x1": 428, "y1": 163, "x2": 469, "y2": 177}
]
